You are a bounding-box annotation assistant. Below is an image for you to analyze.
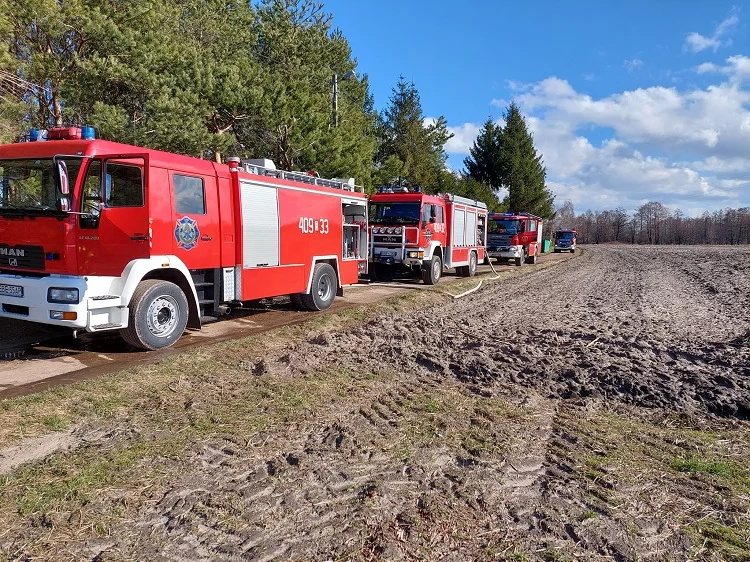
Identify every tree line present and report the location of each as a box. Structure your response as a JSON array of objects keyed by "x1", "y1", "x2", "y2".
[
  {"x1": 553, "y1": 200, "x2": 750, "y2": 245},
  {"x1": 0, "y1": 0, "x2": 555, "y2": 218}
]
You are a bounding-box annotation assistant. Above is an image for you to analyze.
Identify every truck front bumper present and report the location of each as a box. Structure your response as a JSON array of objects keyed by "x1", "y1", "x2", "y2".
[
  {"x1": 487, "y1": 245, "x2": 524, "y2": 259},
  {"x1": 0, "y1": 273, "x2": 126, "y2": 331},
  {"x1": 371, "y1": 247, "x2": 425, "y2": 267}
]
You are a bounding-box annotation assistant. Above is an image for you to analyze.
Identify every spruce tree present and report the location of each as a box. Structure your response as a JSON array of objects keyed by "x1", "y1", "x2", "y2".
[
  {"x1": 375, "y1": 76, "x2": 452, "y2": 190},
  {"x1": 463, "y1": 116, "x2": 502, "y2": 190},
  {"x1": 498, "y1": 102, "x2": 555, "y2": 218}
]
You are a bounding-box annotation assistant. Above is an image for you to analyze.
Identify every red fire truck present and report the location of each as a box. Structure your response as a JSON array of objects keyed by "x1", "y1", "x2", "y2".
[
  {"x1": 486, "y1": 212, "x2": 543, "y2": 266},
  {"x1": 368, "y1": 187, "x2": 488, "y2": 284},
  {"x1": 0, "y1": 127, "x2": 368, "y2": 350}
]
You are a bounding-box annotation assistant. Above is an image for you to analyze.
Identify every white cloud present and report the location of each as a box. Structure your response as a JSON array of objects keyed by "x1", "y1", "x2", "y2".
[
  {"x1": 445, "y1": 71, "x2": 750, "y2": 214},
  {"x1": 684, "y1": 13, "x2": 738, "y2": 53},
  {"x1": 623, "y1": 59, "x2": 643, "y2": 72},
  {"x1": 444, "y1": 122, "x2": 482, "y2": 155}
]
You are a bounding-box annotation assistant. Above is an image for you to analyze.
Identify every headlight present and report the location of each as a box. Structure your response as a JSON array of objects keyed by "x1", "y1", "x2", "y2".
[
  {"x1": 394, "y1": 227, "x2": 402, "y2": 234},
  {"x1": 387, "y1": 227, "x2": 394, "y2": 234},
  {"x1": 48, "y1": 287, "x2": 80, "y2": 303}
]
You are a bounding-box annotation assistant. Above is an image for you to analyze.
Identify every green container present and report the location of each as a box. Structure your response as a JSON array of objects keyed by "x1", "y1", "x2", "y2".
[{"x1": 542, "y1": 239, "x2": 551, "y2": 253}]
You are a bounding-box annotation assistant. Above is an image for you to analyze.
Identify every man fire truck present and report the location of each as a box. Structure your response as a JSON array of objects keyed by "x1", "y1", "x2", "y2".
[
  {"x1": 0, "y1": 127, "x2": 368, "y2": 350},
  {"x1": 368, "y1": 186, "x2": 488, "y2": 284},
  {"x1": 486, "y1": 212, "x2": 543, "y2": 266},
  {"x1": 554, "y1": 229, "x2": 577, "y2": 253}
]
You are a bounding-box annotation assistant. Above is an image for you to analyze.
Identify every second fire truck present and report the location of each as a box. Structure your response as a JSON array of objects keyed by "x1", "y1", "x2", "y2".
[
  {"x1": 368, "y1": 187, "x2": 488, "y2": 284},
  {"x1": 486, "y1": 212, "x2": 543, "y2": 266},
  {"x1": 0, "y1": 127, "x2": 368, "y2": 350}
]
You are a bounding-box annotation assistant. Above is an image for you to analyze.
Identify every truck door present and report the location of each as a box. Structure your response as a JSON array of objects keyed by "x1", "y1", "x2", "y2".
[
  {"x1": 170, "y1": 172, "x2": 221, "y2": 269},
  {"x1": 77, "y1": 156, "x2": 150, "y2": 277},
  {"x1": 423, "y1": 203, "x2": 446, "y2": 246}
]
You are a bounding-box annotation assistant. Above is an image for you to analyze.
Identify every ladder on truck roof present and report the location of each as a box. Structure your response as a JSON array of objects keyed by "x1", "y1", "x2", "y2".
[{"x1": 237, "y1": 158, "x2": 364, "y2": 193}]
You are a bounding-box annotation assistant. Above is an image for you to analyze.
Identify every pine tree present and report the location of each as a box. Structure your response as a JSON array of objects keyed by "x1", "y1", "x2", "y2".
[
  {"x1": 498, "y1": 102, "x2": 555, "y2": 218},
  {"x1": 463, "y1": 116, "x2": 502, "y2": 190},
  {"x1": 374, "y1": 76, "x2": 452, "y2": 190}
]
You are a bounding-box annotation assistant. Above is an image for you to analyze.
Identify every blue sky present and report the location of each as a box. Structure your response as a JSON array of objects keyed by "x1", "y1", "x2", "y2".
[{"x1": 323, "y1": 0, "x2": 750, "y2": 215}]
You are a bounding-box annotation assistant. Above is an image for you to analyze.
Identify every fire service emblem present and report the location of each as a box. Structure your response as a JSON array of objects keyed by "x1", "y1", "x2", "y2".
[{"x1": 174, "y1": 217, "x2": 200, "y2": 251}]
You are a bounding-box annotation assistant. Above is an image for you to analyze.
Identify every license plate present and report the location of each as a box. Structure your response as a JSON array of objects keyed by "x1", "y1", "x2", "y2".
[{"x1": 0, "y1": 284, "x2": 23, "y2": 298}]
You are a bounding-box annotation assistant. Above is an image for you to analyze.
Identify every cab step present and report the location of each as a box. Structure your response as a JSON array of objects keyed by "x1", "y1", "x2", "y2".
[{"x1": 91, "y1": 323, "x2": 123, "y2": 330}]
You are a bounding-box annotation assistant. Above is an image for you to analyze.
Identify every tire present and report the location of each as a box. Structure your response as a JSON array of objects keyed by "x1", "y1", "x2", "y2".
[
  {"x1": 570, "y1": 248, "x2": 575, "y2": 253},
  {"x1": 121, "y1": 280, "x2": 189, "y2": 350},
  {"x1": 467, "y1": 251, "x2": 477, "y2": 277},
  {"x1": 300, "y1": 263, "x2": 337, "y2": 311},
  {"x1": 422, "y1": 254, "x2": 442, "y2": 285},
  {"x1": 514, "y1": 255, "x2": 524, "y2": 267},
  {"x1": 528, "y1": 250, "x2": 538, "y2": 265},
  {"x1": 554, "y1": 249, "x2": 560, "y2": 253}
]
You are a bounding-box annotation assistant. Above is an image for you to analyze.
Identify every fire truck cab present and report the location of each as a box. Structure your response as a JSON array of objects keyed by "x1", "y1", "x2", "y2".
[
  {"x1": 486, "y1": 212, "x2": 543, "y2": 266},
  {"x1": 368, "y1": 187, "x2": 488, "y2": 284},
  {"x1": 554, "y1": 229, "x2": 577, "y2": 253},
  {"x1": 0, "y1": 127, "x2": 368, "y2": 350}
]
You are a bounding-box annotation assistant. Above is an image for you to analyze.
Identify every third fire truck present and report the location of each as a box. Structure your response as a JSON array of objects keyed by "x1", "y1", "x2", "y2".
[
  {"x1": 0, "y1": 127, "x2": 368, "y2": 350},
  {"x1": 486, "y1": 212, "x2": 543, "y2": 266},
  {"x1": 368, "y1": 187, "x2": 488, "y2": 284}
]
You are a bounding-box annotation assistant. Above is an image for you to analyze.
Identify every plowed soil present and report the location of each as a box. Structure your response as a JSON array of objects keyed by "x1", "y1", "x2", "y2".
[{"x1": 1, "y1": 246, "x2": 749, "y2": 561}]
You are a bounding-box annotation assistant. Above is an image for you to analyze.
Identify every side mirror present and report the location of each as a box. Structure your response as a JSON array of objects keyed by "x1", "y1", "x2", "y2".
[
  {"x1": 56, "y1": 197, "x2": 71, "y2": 212},
  {"x1": 56, "y1": 160, "x2": 70, "y2": 195}
]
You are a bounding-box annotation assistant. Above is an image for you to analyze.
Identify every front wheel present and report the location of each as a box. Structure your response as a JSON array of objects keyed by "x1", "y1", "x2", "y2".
[
  {"x1": 422, "y1": 254, "x2": 442, "y2": 285},
  {"x1": 301, "y1": 263, "x2": 337, "y2": 311},
  {"x1": 121, "y1": 279, "x2": 189, "y2": 350}
]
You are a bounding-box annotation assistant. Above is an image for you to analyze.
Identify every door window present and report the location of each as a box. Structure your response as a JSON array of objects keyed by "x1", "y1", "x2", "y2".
[
  {"x1": 104, "y1": 162, "x2": 144, "y2": 207},
  {"x1": 174, "y1": 174, "x2": 206, "y2": 215},
  {"x1": 80, "y1": 160, "x2": 103, "y2": 228}
]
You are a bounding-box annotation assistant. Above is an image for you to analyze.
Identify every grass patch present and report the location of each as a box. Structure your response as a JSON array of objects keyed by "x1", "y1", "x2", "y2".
[
  {"x1": 690, "y1": 519, "x2": 750, "y2": 558},
  {"x1": 672, "y1": 457, "x2": 741, "y2": 478}
]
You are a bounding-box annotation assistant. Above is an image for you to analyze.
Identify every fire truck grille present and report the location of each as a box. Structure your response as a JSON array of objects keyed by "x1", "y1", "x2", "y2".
[
  {"x1": 0, "y1": 244, "x2": 45, "y2": 270},
  {"x1": 487, "y1": 234, "x2": 512, "y2": 248}
]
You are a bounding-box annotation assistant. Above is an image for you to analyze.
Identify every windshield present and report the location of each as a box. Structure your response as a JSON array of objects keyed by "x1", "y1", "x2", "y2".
[
  {"x1": 369, "y1": 202, "x2": 421, "y2": 225},
  {"x1": 488, "y1": 219, "x2": 520, "y2": 234},
  {"x1": 556, "y1": 231, "x2": 575, "y2": 240},
  {"x1": 0, "y1": 158, "x2": 82, "y2": 213}
]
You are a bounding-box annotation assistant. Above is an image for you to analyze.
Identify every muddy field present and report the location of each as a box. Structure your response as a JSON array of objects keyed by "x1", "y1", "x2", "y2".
[{"x1": 1, "y1": 245, "x2": 749, "y2": 561}]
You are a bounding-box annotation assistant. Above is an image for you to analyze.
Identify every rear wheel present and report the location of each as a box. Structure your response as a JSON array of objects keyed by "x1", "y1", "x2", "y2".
[
  {"x1": 121, "y1": 280, "x2": 189, "y2": 350},
  {"x1": 467, "y1": 251, "x2": 477, "y2": 277},
  {"x1": 422, "y1": 254, "x2": 442, "y2": 285},
  {"x1": 300, "y1": 263, "x2": 337, "y2": 311}
]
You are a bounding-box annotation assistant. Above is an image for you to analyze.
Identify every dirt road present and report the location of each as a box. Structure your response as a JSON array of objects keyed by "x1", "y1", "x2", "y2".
[{"x1": 0, "y1": 246, "x2": 748, "y2": 560}]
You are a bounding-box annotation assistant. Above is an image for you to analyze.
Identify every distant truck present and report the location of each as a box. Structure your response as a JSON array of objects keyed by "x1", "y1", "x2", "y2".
[
  {"x1": 554, "y1": 229, "x2": 577, "y2": 253},
  {"x1": 368, "y1": 187, "x2": 488, "y2": 284},
  {"x1": 486, "y1": 212, "x2": 543, "y2": 266}
]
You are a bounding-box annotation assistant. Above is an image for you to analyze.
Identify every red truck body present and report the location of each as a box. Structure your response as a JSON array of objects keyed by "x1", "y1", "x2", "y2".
[
  {"x1": 0, "y1": 128, "x2": 368, "y2": 349},
  {"x1": 368, "y1": 188, "x2": 488, "y2": 284},
  {"x1": 486, "y1": 212, "x2": 543, "y2": 266}
]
